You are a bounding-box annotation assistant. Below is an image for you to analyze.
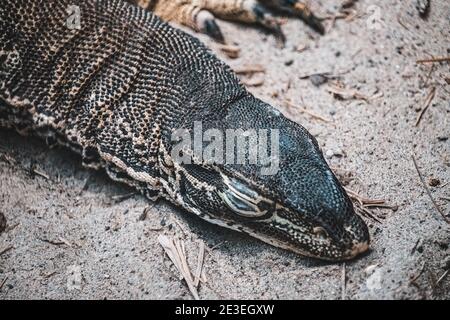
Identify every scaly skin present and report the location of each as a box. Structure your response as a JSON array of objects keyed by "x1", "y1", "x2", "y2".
[{"x1": 0, "y1": 0, "x2": 369, "y2": 261}]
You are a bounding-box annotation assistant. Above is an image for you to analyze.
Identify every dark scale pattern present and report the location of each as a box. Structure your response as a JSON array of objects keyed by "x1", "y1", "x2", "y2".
[
  {"x1": 0, "y1": 0, "x2": 370, "y2": 261},
  {"x1": 0, "y1": 0, "x2": 242, "y2": 183}
]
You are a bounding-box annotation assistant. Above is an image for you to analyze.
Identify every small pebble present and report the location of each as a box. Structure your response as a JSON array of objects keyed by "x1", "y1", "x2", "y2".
[
  {"x1": 428, "y1": 178, "x2": 440, "y2": 187},
  {"x1": 325, "y1": 150, "x2": 334, "y2": 159},
  {"x1": 310, "y1": 74, "x2": 328, "y2": 87},
  {"x1": 334, "y1": 148, "x2": 344, "y2": 157}
]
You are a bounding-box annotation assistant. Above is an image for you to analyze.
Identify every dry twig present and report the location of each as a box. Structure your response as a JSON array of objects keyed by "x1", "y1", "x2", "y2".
[
  {"x1": 415, "y1": 87, "x2": 436, "y2": 126},
  {"x1": 33, "y1": 168, "x2": 50, "y2": 180},
  {"x1": 344, "y1": 187, "x2": 396, "y2": 223},
  {"x1": 412, "y1": 156, "x2": 450, "y2": 224},
  {"x1": 39, "y1": 238, "x2": 66, "y2": 246},
  {"x1": 218, "y1": 44, "x2": 240, "y2": 59},
  {"x1": 436, "y1": 270, "x2": 449, "y2": 285},
  {"x1": 344, "y1": 188, "x2": 386, "y2": 207},
  {"x1": 416, "y1": 56, "x2": 450, "y2": 64},
  {"x1": 241, "y1": 77, "x2": 265, "y2": 87},
  {"x1": 410, "y1": 261, "x2": 426, "y2": 283},
  {"x1": 396, "y1": 14, "x2": 409, "y2": 30},
  {"x1": 158, "y1": 234, "x2": 200, "y2": 300},
  {"x1": 285, "y1": 100, "x2": 332, "y2": 123},
  {"x1": 327, "y1": 84, "x2": 370, "y2": 101},
  {"x1": 111, "y1": 192, "x2": 136, "y2": 202},
  {"x1": 0, "y1": 245, "x2": 13, "y2": 256},
  {"x1": 194, "y1": 241, "x2": 205, "y2": 288},
  {"x1": 0, "y1": 277, "x2": 7, "y2": 291}
]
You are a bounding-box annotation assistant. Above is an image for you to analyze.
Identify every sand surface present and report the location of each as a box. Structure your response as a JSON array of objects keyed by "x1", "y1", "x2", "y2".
[{"x1": 0, "y1": 0, "x2": 449, "y2": 299}]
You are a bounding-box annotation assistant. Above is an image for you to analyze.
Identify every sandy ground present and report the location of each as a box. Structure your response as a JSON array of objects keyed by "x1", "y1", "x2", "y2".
[{"x1": 0, "y1": 0, "x2": 449, "y2": 300}]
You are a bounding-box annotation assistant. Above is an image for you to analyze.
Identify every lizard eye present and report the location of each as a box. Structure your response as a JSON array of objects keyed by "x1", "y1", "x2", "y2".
[
  {"x1": 313, "y1": 226, "x2": 329, "y2": 239},
  {"x1": 219, "y1": 175, "x2": 273, "y2": 218},
  {"x1": 219, "y1": 189, "x2": 267, "y2": 217}
]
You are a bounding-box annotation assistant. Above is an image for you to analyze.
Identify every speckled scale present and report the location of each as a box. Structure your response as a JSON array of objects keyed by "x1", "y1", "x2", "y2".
[{"x1": 0, "y1": 0, "x2": 243, "y2": 195}]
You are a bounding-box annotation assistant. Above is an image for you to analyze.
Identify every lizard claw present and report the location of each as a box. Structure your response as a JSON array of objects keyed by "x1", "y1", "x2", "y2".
[
  {"x1": 293, "y1": 2, "x2": 325, "y2": 35},
  {"x1": 197, "y1": 10, "x2": 225, "y2": 43},
  {"x1": 202, "y1": 19, "x2": 225, "y2": 43}
]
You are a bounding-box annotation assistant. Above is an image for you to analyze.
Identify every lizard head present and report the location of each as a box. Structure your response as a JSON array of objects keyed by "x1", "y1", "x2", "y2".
[{"x1": 164, "y1": 94, "x2": 370, "y2": 261}]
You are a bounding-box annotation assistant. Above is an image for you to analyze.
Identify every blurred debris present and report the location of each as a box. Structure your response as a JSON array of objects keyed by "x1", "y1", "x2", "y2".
[
  {"x1": 79, "y1": 175, "x2": 91, "y2": 195},
  {"x1": 296, "y1": 44, "x2": 309, "y2": 53},
  {"x1": 0, "y1": 152, "x2": 16, "y2": 165},
  {"x1": 423, "y1": 62, "x2": 436, "y2": 87},
  {"x1": 341, "y1": 0, "x2": 359, "y2": 9},
  {"x1": 365, "y1": 264, "x2": 379, "y2": 274},
  {"x1": 331, "y1": 167, "x2": 355, "y2": 186},
  {"x1": 366, "y1": 267, "x2": 383, "y2": 291},
  {"x1": 5, "y1": 223, "x2": 19, "y2": 233},
  {"x1": 441, "y1": 256, "x2": 450, "y2": 270},
  {"x1": 415, "y1": 0, "x2": 430, "y2": 18},
  {"x1": 409, "y1": 262, "x2": 426, "y2": 289},
  {"x1": 299, "y1": 72, "x2": 332, "y2": 87},
  {"x1": 321, "y1": 0, "x2": 361, "y2": 33},
  {"x1": 158, "y1": 234, "x2": 200, "y2": 300}
]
